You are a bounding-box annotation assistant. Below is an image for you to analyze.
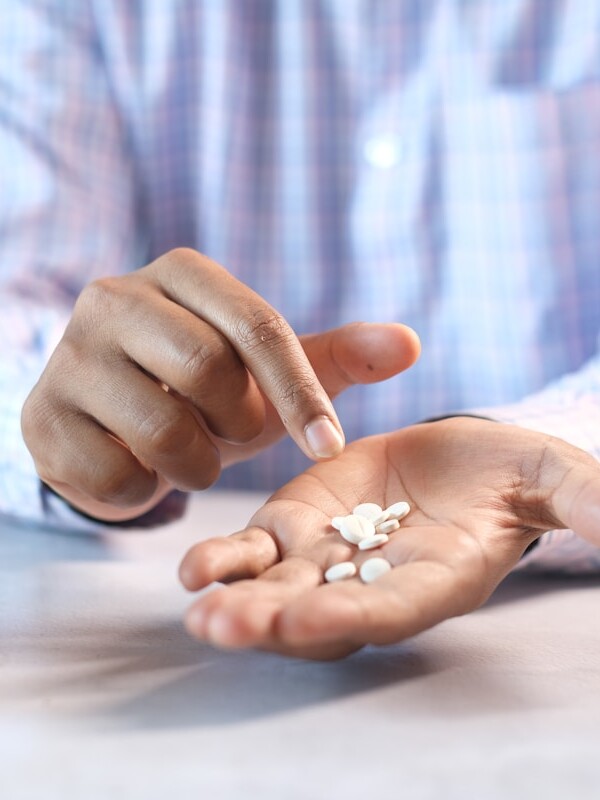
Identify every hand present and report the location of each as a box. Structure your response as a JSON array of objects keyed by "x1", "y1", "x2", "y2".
[
  {"x1": 180, "y1": 417, "x2": 600, "y2": 660},
  {"x1": 21, "y1": 248, "x2": 420, "y2": 521}
]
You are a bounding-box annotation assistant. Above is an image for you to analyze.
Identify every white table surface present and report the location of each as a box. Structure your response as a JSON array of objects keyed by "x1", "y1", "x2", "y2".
[{"x1": 1, "y1": 490, "x2": 600, "y2": 800}]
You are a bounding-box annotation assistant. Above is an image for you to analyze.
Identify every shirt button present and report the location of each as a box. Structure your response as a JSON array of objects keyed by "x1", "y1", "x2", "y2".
[{"x1": 363, "y1": 137, "x2": 401, "y2": 168}]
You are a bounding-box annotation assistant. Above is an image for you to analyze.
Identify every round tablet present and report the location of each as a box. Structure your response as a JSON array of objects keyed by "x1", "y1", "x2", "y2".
[
  {"x1": 340, "y1": 514, "x2": 376, "y2": 544},
  {"x1": 376, "y1": 519, "x2": 400, "y2": 535},
  {"x1": 359, "y1": 557, "x2": 392, "y2": 584}
]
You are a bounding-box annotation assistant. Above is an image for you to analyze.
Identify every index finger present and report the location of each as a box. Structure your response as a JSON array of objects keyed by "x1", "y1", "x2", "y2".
[{"x1": 149, "y1": 248, "x2": 345, "y2": 460}]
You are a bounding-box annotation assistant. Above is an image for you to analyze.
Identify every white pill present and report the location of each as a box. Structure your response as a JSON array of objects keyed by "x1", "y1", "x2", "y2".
[
  {"x1": 372, "y1": 509, "x2": 391, "y2": 525},
  {"x1": 352, "y1": 503, "x2": 384, "y2": 522},
  {"x1": 324, "y1": 561, "x2": 357, "y2": 583},
  {"x1": 359, "y1": 557, "x2": 392, "y2": 584},
  {"x1": 358, "y1": 533, "x2": 389, "y2": 551},
  {"x1": 385, "y1": 501, "x2": 411, "y2": 520},
  {"x1": 376, "y1": 518, "x2": 400, "y2": 535},
  {"x1": 339, "y1": 514, "x2": 376, "y2": 544},
  {"x1": 330, "y1": 516, "x2": 345, "y2": 531}
]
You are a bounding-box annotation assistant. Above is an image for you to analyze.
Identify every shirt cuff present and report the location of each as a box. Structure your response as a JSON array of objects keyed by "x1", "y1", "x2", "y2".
[{"x1": 40, "y1": 483, "x2": 188, "y2": 533}]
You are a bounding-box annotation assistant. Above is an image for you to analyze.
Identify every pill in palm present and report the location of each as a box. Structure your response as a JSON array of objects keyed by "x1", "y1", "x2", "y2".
[
  {"x1": 324, "y1": 561, "x2": 357, "y2": 583},
  {"x1": 358, "y1": 533, "x2": 389, "y2": 551},
  {"x1": 354, "y1": 505, "x2": 390, "y2": 527},
  {"x1": 371, "y1": 509, "x2": 390, "y2": 525},
  {"x1": 353, "y1": 502, "x2": 386, "y2": 523},
  {"x1": 375, "y1": 518, "x2": 400, "y2": 535},
  {"x1": 339, "y1": 514, "x2": 376, "y2": 544},
  {"x1": 359, "y1": 557, "x2": 392, "y2": 583},
  {"x1": 330, "y1": 516, "x2": 345, "y2": 531},
  {"x1": 385, "y1": 501, "x2": 411, "y2": 520}
]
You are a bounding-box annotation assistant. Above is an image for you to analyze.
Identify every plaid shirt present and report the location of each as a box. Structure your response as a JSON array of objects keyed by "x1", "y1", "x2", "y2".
[{"x1": 1, "y1": 1, "x2": 599, "y2": 570}]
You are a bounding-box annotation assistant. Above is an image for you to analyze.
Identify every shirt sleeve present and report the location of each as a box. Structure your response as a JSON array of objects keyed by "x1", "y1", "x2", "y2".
[
  {"x1": 0, "y1": 1, "x2": 184, "y2": 530},
  {"x1": 472, "y1": 352, "x2": 600, "y2": 573}
]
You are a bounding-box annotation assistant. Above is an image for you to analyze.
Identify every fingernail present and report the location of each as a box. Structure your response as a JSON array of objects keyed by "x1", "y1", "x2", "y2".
[
  {"x1": 184, "y1": 606, "x2": 207, "y2": 637},
  {"x1": 305, "y1": 416, "x2": 345, "y2": 459},
  {"x1": 207, "y1": 611, "x2": 239, "y2": 648},
  {"x1": 178, "y1": 562, "x2": 195, "y2": 589}
]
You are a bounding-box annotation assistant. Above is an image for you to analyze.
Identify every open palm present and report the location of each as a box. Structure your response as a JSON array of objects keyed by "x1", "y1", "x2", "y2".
[{"x1": 180, "y1": 417, "x2": 600, "y2": 659}]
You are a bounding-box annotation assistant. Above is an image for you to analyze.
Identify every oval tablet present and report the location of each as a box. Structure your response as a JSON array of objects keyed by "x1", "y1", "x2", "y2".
[
  {"x1": 340, "y1": 514, "x2": 376, "y2": 544},
  {"x1": 385, "y1": 501, "x2": 411, "y2": 521},
  {"x1": 324, "y1": 561, "x2": 357, "y2": 583},
  {"x1": 358, "y1": 533, "x2": 389, "y2": 551},
  {"x1": 359, "y1": 557, "x2": 392, "y2": 584},
  {"x1": 376, "y1": 518, "x2": 400, "y2": 535}
]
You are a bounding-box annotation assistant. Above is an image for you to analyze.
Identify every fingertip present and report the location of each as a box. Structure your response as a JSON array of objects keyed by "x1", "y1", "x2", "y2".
[
  {"x1": 555, "y1": 471, "x2": 600, "y2": 547},
  {"x1": 187, "y1": 611, "x2": 247, "y2": 651},
  {"x1": 304, "y1": 415, "x2": 345, "y2": 460},
  {"x1": 178, "y1": 556, "x2": 197, "y2": 591},
  {"x1": 332, "y1": 321, "x2": 421, "y2": 386},
  {"x1": 205, "y1": 609, "x2": 244, "y2": 648},
  {"x1": 399, "y1": 323, "x2": 422, "y2": 367},
  {"x1": 178, "y1": 542, "x2": 217, "y2": 590},
  {"x1": 184, "y1": 603, "x2": 208, "y2": 639},
  {"x1": 371, "y1": 321, "x2": 421, "y2": 371}
]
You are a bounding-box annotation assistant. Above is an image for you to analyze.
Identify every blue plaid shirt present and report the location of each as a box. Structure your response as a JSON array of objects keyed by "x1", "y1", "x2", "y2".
[{"x1": 1, "y1": 1, "x2": 599, "y2": 570}]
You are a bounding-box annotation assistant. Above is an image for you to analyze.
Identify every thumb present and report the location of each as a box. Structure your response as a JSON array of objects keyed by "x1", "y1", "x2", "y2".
[
  {"x1": 299, "y1": 322, "x2": 421, "y2": 398},
  {"x1": 549, "y1": 445, "x2": 600, "y2": 547}
]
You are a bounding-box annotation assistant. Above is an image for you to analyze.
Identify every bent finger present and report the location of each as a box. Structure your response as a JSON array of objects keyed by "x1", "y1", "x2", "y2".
[
  {"x1": 31, "y1": 408, "x2": 160, "y2": 512},
  {"x1": 184, "y1": 557, "x2": 322, "y2": 649},
  {"x1": 119, "y1": 291, "x2": 266, "y2": 443},
  {"x1": 179, "y1": 526, "x2": 281, "y2": 590},
  {"x1": 150, "y1": 249, "x2": 345, "y2": 460},
  {"x1": 68, "y1": 361, "x2": 221, "y2": 491}
]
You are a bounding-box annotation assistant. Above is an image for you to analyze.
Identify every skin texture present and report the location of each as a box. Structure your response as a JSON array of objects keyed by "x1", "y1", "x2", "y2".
[
  {"x1": 180, "y1": 417, "x2": 600, "y2": 660},
  {"x1": 20, "y1": 248, "x2": 420, "y2": 522}
]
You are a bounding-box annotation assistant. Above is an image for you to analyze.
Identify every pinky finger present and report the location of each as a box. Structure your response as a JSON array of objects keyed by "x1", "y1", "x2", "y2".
[
  {"x1": 35, "y1": 412, "x2": 161, "y2": 516},
  {"x1": 179, "y1": 527, "x2": 281, "y2": 590}
]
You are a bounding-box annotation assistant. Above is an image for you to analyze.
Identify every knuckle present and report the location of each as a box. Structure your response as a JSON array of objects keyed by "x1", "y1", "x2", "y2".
[
  {"x1": 277, "y1": 371, "x2": 320, "y2": 410},
  {"x1": 20, "y1": 391, "x2": 46, "y2": 446},
  {"x1": 165, "y1": 246, "x2": 199, "y2": 265},
  {"x1": 213, "y1": 406, "x2": 265, "y2": 445},
  {"x1": 21, "y1": 389, "x2": 68, "y2": 459},
  {"x1": 156, "y1": 247, "x2": 203, "y2": 284},
  {"x1": 90, "y1": 461, "x2": 156, "y2": 507},
  {"x1": 231, "y1": 412, "x2": 265, "y2": 443},
  {"x1": 73, "y1": 276, "x2": 145, "y2": 335},
  {"x1": 151, "y1": 247, "x2": 219, "y2": 299},
  {"x1": 190, "y1": 452, "x2": 221, "y2": 490},
  {"x1": 234, "y1": 309, "x2": 293, "y2": 353},
  {"x1": 75, "y1": 277, "x2": 122, "y2": 317},
  {"x1": 178, "y1": 339, "x2": 227, "y2": 389},
  {"x1": 138, "y1": 406, "x2": 195, "y2": 460}
]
